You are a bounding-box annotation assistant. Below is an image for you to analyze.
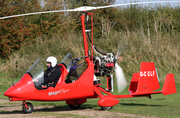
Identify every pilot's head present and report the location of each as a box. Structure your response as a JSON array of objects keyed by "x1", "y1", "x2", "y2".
[{"x1": 46, "y1": 56, "x2": 57, "y2": 68}]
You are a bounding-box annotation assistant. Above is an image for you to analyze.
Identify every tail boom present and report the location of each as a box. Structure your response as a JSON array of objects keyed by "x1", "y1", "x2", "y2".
[{"x1": 92, "y1": 62, "x2": 176, "y2": 108}]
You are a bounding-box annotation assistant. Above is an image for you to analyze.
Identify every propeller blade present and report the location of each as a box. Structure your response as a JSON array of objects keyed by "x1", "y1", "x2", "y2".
[
  {"x1": 115, "y1": 38, "x2": 128, "y2": 63},
  {"x1": 115, "y1": 63, "x2": 127, "y2": 93},
  {"x1": 115, "y1": 41, "x2": 127, "y2": 60},
  {"x1": 115, "y1": 39, "x2": 127, "y2": 92},
  {"x1": 1, "y1": 1, "x2": 180, "y2": 19}
]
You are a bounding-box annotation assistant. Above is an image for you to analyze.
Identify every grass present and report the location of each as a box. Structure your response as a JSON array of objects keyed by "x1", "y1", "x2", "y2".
[
  {"x1": 0, "y1": 75, "x2": 20, "y2": 99},
  {"x1": 0, "y1": 75, "x2": 180, "y2": 117},
  {"x1": 113, "y1": 85, "x2": 180, "y2": 117}
]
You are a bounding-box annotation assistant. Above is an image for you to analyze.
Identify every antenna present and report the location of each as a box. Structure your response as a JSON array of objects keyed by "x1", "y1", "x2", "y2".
[{"x1": 12, "y1": 60, "x2": 17, "y2": 86}]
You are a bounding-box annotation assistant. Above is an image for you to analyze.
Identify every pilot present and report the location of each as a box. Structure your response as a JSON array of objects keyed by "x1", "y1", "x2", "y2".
[{"x1": 43, "y1": 56, "x2": 61, "y2": 86}]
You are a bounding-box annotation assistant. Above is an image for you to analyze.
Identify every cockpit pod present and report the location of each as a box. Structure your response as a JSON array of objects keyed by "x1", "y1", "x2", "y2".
[{"x1": 4, "y1": 53, "x2": 73, "y2": 99}]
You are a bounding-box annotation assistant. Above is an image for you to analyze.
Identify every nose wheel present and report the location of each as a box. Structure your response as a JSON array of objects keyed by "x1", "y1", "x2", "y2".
[{"x1": 22, "y1": 101, "x2": 33, "y2": 113}]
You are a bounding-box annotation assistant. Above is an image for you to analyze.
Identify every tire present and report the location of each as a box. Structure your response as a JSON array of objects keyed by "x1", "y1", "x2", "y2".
[
  {"x1": 22, "y1": 102, "x2": 33, "y2": 113},
  {"x1": 101, "y1": 106, "x2": 113, "y2": 110},
  {"x1": 69, "y1": 104, "x2": 81, "y2": 109}
]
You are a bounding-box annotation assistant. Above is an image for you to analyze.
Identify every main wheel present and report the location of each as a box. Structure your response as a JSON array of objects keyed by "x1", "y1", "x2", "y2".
[
  {"x1": 69, "y1": 104, "x2": 81, "y2": 109},
  {"x1": 101, "y1": 106, "x2": 113, "y2": 110},
  {"x1": 22, "y1": 102, "x2": 33, "y2": 113}
]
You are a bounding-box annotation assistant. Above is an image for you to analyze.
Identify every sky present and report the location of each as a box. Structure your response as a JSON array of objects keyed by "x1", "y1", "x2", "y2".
[{"x1": 115, "y1": 0, "x2": 180, "y2": 7}]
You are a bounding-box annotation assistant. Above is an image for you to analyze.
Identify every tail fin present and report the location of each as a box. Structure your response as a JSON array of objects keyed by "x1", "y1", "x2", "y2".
[
  {"x1": 129, "y1": 62, "x2": 160, "y2": 95},
  {"x1": 129, "y1": 73, "x2": 139, "y2": 94},
  {"x1": 162, "y1": 74, "x2": 177, "y2": 95}
]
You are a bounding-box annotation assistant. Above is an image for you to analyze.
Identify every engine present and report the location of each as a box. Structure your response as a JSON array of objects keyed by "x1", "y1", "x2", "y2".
[{"x1": 94, "y1": 53, "x2": 116, "y2": 77}]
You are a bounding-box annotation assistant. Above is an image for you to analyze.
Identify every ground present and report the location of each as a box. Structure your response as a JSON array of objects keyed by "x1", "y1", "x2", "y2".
[{"x1": 0, "y1": 99, "x2": 158, "y2": 118}]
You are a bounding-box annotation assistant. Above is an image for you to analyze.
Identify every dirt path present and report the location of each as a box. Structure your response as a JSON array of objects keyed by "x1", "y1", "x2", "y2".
[{"x1": 0, "y1": 99, "x2": 157, "y2": 118}]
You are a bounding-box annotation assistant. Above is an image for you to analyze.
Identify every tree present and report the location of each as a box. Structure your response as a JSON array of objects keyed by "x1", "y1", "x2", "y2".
[{"x1": 0, "y1": 0, "x2": 42, "y2": 58}]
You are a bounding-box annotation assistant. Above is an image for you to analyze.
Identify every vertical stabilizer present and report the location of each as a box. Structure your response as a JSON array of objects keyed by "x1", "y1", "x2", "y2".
[
  {"x1": 129, "y1": 73, "x2": 139, "y2": 94},
  {"x1": 135, "y1": 62, "x2": 160, "y2": 94},
  {"x1": 162, "y1": 74, "x2": 177, "y2": 95}
]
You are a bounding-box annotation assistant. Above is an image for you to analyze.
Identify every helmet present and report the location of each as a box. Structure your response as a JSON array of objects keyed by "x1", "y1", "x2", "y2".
[{"x1": 46, "y1": 56, "x2": 57, "y2": 68}]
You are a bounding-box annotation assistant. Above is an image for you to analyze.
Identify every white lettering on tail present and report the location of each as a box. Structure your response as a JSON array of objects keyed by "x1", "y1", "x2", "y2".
[{"x1": 140, "y1": 71, "x2": 155, "y2": 77}]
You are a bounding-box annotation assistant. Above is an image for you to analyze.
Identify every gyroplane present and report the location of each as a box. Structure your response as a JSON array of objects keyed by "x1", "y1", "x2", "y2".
[{"x1": 2, "y1": 1, "x2": 178, "y2": 113}]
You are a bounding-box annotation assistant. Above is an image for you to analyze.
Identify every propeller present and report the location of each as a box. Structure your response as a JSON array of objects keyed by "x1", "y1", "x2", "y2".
[
  {"x1": 115, "y1": 40, "x2": 128, "y2": 93},
  {"x1": 115, "y1": 63, "x2": 127, "y2": 93},
  {"x1": 1, "y1": 1, "x2": 180, "y2": 19}
]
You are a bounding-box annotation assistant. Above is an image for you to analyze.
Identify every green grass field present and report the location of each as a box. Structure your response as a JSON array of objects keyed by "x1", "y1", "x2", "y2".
[
  {"x1": 0, "y1": 76, "x2": 179, "y2": 117},
  {"x1": 113, "y1": 85, "x2": 180, "y2": 117}
]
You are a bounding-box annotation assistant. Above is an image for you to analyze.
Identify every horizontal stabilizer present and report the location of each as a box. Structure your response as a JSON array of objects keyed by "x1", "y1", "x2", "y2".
[{"x1": 162, "y1": 74, "x2": 177, "y2": 95}]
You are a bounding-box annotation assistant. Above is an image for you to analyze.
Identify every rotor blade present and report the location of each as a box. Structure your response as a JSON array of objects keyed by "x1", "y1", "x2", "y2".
[
  {"x1": 95, "y1": 1, "x2": 180, "y2": 10},
  {"x1": 1, "y1": 1, "x2": 180, "y2": 20},
  {"x1": 115, "y1": 63, "x2": 127, "y2": 93},
  {"x1": 0, "y1": 9, "x2": 74, "y2": 20}
]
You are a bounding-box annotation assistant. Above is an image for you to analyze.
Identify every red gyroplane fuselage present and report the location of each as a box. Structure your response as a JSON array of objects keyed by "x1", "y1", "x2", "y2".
[{"x1": 4, "y1": 12, "x2": 177, "y2": 114}]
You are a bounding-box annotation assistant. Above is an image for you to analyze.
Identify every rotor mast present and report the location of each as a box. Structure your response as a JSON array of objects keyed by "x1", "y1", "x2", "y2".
[{"x1": 80, "y1": 11, "x2": 94, "y2": 60}]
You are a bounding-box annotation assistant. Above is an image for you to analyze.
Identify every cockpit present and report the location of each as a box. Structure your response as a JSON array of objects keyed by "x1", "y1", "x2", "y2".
[{"x1": 26, "y1": 53, "x2": 73, "y2": 90}]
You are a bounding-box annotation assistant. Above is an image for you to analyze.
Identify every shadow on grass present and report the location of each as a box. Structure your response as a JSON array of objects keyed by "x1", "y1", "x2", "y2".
[
  {"x1": 120, "y1": 103, "x2": 165, "y2": 107},
  {"x1": 120, "y1": 98, "x2": 166, "y2": 102},
  {"x1": 0, "y1": 110, "x2": 22, "y2": 114},
  {"x1": 0, "y1": 104, "x2": 100, "y2": 115}
]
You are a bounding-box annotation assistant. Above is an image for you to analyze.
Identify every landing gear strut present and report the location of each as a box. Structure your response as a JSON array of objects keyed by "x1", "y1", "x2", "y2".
[
  {"x1": 69, "y1": 104, "x2": 81, "y2": 109},
  {"x1": 22, "y1": 101, "x2": 33, "y2": 113},
  {"x1": 66, "y1": 98, "x2": 87, "y2": 110},
  {"x1": 101, "y1": 106, "x2": 113, "y2": 110}
]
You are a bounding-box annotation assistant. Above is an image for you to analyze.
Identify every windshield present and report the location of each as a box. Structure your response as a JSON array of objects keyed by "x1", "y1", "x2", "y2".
[
  {"x1": 60, "y1": 53, "x2": 72, "y2": 72},
  {"x1": 27, "y1": 59, "x2": 44, "y2": 88}
]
